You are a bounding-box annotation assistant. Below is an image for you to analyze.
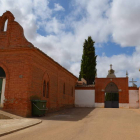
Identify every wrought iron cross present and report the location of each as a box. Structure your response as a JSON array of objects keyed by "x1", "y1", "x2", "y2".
[{"x1": 129, "y1": 78, "x2": 137, "y2": 87}]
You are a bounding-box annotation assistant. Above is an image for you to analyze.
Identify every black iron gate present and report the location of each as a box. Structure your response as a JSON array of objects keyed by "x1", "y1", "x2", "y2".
[{"x1": 105, "y1": 93, "x2": 119, "y2": 108}]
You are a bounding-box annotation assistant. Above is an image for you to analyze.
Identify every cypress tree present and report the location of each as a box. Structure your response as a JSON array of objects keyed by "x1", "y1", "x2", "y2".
[{"x1": 79, "y1": 36, "x2": 97, "y2": 85}]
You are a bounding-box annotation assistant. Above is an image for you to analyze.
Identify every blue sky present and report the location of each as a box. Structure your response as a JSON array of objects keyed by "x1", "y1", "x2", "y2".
[
  {"x1": 96, "y1": 42, "x2": 136, "y2": 57},
  {"x1": 0, "y1": 0, "x2": 140, "y2": 86}
]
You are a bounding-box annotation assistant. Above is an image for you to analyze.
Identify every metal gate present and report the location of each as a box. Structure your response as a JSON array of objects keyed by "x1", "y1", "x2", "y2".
[
  {"x1": 105, "y1": 93, "x2": 119, "y2": 108},
  {"x1": 104, "y1": 82, "x2": 119, "y2": 108}
]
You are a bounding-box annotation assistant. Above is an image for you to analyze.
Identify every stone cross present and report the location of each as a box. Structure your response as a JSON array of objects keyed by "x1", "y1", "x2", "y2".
[
  {"x1": 110, "y1": 64, "x2": 112, "y2": 70},
  {"x1": 129, "y1": 78, "x2": 137, "y2": 87},
  {"x1": 126, "y1": 71, "x2": 128, "y2": 77}
]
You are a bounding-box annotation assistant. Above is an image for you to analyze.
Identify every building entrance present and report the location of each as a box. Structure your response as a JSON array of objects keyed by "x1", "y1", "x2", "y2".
[
  {"x1": 104, "y1": 82, "x2": 119, "y2": 108},
  {"x1": 0, "y1": 67, "x2": 6, "y2": 108},
  {"x1": 0, "y1": 78, "x2": 3, "y2": 102},
  {"x1": 105, "y1": 93, "x2": 119, "y2": 108}
]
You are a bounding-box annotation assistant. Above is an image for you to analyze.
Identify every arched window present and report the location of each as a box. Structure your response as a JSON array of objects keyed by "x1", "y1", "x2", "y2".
[
  {"x1": 43, "y1": 81, "x2": 46, "y2": 97},
  {"x1": 63, "y1": 83, "x2": 65, "y2": 94},
  {"x1": 46, "y1": 82, "x2": 49, "y2": 98},
  {"x1": 0, "y1": 67, "x2": 6, "y2": 78},
  {"x1": 4, "y1": 19, "x2": 8, "y2": 31}
]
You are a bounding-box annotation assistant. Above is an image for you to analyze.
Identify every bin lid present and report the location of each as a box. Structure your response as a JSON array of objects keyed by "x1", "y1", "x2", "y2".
[{"x1": 31, "y1": 100, "x2": 47, "y2": 103}]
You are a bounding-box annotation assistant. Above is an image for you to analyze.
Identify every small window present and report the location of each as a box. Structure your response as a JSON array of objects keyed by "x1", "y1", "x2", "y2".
[
  {"x1": 43, "y1": 81, "x2": 46, "y2": 97},
  {"x1": 46, "y1": 82, "x2": 49, "y2": 98},
  {"x1": 63, "y1": 83, "x2": 65, "y2": 94},
  {"x1": 4, "y1": 19, "x2": 8, "y2": 31}
]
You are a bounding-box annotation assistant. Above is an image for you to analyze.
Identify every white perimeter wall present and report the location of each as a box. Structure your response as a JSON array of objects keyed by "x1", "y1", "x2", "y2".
[
  {"x1": 129, "y1": 90, "x2": 139, "y2": 109},
  {"x1": 75, "y1": 89, "x2": 139, "y2": 109},
  {"x1": 75, "y1": 90, "x2": 95, "y2": 107}
]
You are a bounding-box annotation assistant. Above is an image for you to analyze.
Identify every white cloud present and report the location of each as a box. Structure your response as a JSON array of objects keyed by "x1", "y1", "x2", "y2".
[
  {"x1": 44, "y1": 17, "x2": 65, "y2": 34},
  {"x1": 1, "y1": 0, "x2": 140, "y2": 86},
  {"x1": 97, "y1": 51, "x2": 140, "y2": 86},
  {"x1": 54, "y1": 3, "x2": 65, "y2": 11},
  {"x1": 109, "y1": 0, "x2": 140, "y2": 47},
  {"x1": 33, "y1": 0, "x2": 52, "y2": 20}
]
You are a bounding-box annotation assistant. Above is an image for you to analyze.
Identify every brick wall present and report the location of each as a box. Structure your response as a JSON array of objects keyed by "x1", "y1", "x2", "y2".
[
  {"x1": 28, "y1": 49, "x2": 77, "y2": 114},
  {"x1": 0, "y1": 11, "x2": 77, "y2": 117},
  {"x1": 95, "y1": 77, "x2": 129, "y2": 103}
]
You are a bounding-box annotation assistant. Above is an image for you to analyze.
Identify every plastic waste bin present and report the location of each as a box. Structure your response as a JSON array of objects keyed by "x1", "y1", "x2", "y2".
[{"x1": 31, "y1": 100, "x2": 47, "y2": 116}]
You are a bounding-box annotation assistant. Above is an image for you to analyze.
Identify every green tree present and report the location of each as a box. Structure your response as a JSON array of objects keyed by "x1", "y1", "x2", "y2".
[{"x1": 79, "y1": 36, "x2": 97, "y2": 85}]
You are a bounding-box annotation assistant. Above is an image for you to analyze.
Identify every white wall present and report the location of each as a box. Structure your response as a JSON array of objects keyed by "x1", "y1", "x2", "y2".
[
  {"x1": 75, "y1": 90, "x2": 95, "y2": 107},
  {"x1": 95, "y1": 103, "x2": 104, "y2": 108},
  {"x1": 75, "y1": 89, "x2": 140, "y2": 109},
  {"x1": 129, "y1": 90, "x2": 139, "y2": 109},
  {"x1": 119, "y1": 103, "x2": 129, "y2": 109}
]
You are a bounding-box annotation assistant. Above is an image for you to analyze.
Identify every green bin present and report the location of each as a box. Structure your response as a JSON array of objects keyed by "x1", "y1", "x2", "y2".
[{"x1": 31, "y1": 100, "x2": 47, "y2": 116}]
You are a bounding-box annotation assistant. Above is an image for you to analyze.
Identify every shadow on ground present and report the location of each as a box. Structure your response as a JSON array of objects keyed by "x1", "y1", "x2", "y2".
[
  {"x1": 39, "y1": 107, "x2": 95, "y2": 121},
  {"x1": 0, "y1": 114, "x2": 12, "y2": 119}
]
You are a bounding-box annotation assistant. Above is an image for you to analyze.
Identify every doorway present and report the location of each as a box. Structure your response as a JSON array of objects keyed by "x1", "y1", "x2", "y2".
[
  {"x1": 0, "y1": 67, "x2": 6, "y2": 108},
  {"x1": 104, "y1": 82, "x2": 119, "y2": 108}
]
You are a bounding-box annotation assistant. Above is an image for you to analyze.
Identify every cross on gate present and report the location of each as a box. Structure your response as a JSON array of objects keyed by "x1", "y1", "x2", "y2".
[
  {"x1": 129, "y1": 78, "x2": 137, "y2": 87},
  {"x1": 110, "y1": 64, "x2": 112, "y2": 69}
]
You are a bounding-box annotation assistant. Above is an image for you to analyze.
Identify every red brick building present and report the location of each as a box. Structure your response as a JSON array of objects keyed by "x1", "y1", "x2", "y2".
[
  {"x1": 75, "y1": 65, "x2": 139, "y2": 109},
  {"x1": 0, "y1": 11, "x2": 77, "y2": 117},
  {"x1": 95, "y1": 78, "x2": 129, "y2": 108},
  {"x1": 95, "y1": 64, "x2": 129, "y2": 108}
]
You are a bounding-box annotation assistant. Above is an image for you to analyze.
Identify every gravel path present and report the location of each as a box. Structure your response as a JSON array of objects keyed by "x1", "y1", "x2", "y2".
[{"x1": 1, "y1": 108, "x2": 140, "y2": 140}]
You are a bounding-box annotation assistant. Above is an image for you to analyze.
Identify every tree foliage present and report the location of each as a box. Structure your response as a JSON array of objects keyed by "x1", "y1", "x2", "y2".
[{"x1": 79, "y1": 36, "x2": 97, "y2": 85}]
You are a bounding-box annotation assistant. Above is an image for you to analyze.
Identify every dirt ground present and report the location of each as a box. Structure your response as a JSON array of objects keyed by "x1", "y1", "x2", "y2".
[{"x1": 1, "y1": 108, "x2": 140, "y2": 140}]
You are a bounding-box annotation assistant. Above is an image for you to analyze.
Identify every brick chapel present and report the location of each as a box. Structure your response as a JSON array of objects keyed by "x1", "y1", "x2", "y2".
[{"x1": 0, "y1": 11, "x2": 77, "y2": 117}]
